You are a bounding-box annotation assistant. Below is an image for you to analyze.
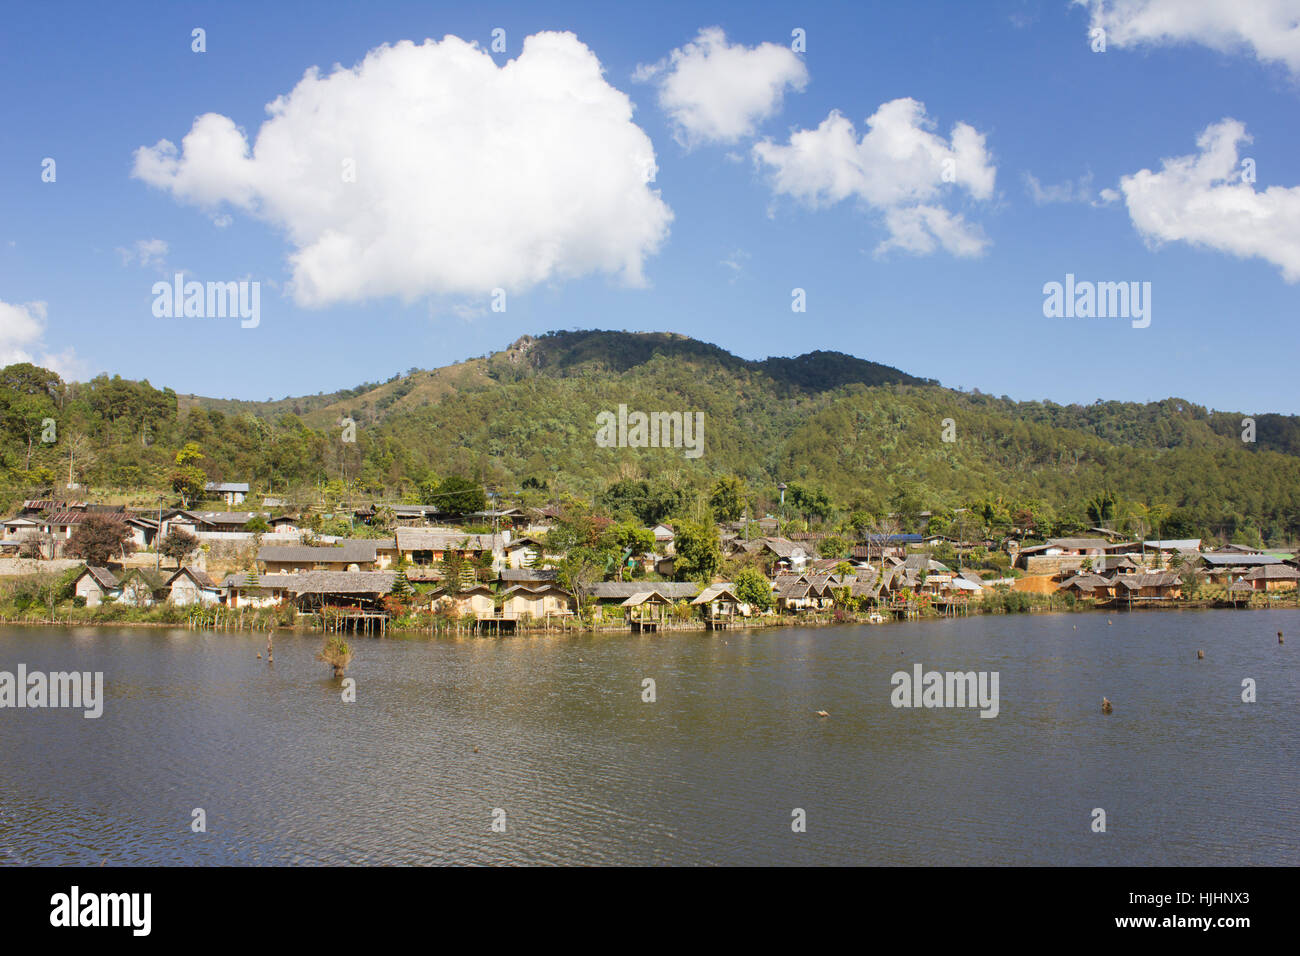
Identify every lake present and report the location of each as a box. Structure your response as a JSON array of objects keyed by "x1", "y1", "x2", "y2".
[{"x1": 1, "y1": 609, "x2": 1296, "y2": 865}]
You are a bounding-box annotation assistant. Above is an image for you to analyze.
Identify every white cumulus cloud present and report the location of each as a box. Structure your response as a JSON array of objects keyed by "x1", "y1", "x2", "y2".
[
  {"x1": 1075, "y1": 0, "x2": 1300, "y2": 75},
  {"x1": 1120, "y1": 118, "x2": 1300, "y2": 281},
  {"x1": 635, "y1": 26, "x2": 808, "y2": 146},
  {"x1": 132, "y1": 32, "x2": 673, "y2": 308},
  {"x1": 753, "y1": 98, "x2": 996, "y2": 257},
  {"x1": 0, "y1": 300, "x2": 86, "y2": 380}
]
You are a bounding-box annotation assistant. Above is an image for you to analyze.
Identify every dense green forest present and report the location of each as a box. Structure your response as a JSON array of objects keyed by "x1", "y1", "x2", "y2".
[{"x1": 2, "y1": 330, "x2": 1298, "y2": 545}]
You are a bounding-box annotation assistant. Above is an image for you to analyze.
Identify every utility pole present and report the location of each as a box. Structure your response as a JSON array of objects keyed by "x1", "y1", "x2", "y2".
[
  {"x1": 155, "y1": 494, "x2": 163, "y2": 572},
  {"x1": 777, "y1": 483, "x2": 787, "y2": 537}
]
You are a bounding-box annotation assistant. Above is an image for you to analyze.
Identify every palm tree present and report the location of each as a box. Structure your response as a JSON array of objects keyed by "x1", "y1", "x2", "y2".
[
  {"x1": 1086, "y1": 489, "x2": 1117, "y2": 528},
  {"x1": 372, "y1": 505, "x2": 397, "y2": 533}
]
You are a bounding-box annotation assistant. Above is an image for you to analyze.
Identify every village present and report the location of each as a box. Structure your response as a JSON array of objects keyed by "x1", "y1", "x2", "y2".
[{"x1": 1, "y1": 480, "x2": 1296, "y2": 634}]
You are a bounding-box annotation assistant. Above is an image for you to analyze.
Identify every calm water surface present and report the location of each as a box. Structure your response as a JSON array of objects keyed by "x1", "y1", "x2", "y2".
[{"x1": 1, "y1": 609, "x2": 1296, "y2": 865}]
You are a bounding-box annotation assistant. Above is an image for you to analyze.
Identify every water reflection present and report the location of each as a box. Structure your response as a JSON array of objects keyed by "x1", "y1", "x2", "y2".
[{"x1": 1, "y1": 610, "x2": 1296, "y2": 865}]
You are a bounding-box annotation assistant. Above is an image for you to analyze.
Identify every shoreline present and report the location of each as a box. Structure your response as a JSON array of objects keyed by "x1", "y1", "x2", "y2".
[{"x1": 1, "y1": 596, "x2": 1294, "y2": 637}]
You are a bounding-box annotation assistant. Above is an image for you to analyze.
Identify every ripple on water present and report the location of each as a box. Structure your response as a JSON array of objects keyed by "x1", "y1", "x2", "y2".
[{"x1": 1, "y1": 611, "x2": 1297, "y2": 865}]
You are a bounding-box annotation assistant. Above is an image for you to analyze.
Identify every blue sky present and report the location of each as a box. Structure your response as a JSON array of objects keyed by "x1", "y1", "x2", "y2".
[{"x1": 2, "y1": 0, "x2": 1298, "y2": 413}]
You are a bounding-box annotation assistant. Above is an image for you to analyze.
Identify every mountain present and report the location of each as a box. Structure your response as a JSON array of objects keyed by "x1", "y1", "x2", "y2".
[
  {"x1": 4, "y1": 329, "x2": 1299, "y2": 543},
  {"x1": 178, "y1": 330, "x2": 934, "y2": 428}
]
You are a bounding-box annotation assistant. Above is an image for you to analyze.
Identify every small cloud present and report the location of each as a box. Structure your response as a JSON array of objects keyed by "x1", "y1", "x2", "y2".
[
  {"x1": 1023, "y1": 171, "x2": 1118, "y2": 207},
  {"x1": 1009, "y1": 7, "x2": 1040, "y2": 30},
  {"x1": 754, "y1": 98, "x2": 996, "y2": 258},
  {"x1": 117, "y1": 238, "x2": 170, "y2": 269},
  {"x1": 212, "y1": 213, "x2": 233, "y2": 228},
  {"x1": 427, "y1": 296, "x2": 488, "y2": 322},
  {"x1": 1024, "y1": 171, "x2": 1086, "y2": 205},
  {"x1": 636, "y1": 26, "x2": 809, "y2": 148},
  {"x1": 720, "y1": 248, "x2": 751, "y2": 281},
  {"x1": 449, "y1": 303, "x2": 486, "y2": 321}
]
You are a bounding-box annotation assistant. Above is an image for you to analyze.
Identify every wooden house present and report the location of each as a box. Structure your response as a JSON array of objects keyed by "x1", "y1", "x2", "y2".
[
  {"x1": 621, "y1": 590, "x2": 672, "y2": 630},
  {"x1": 650, "y1": 523, "x2": 676, "y2": 555},
  {"x1": 284, "y1": 571, "x2": 397, "y2": 613},
  {"x1": 743, "y1": 537, "x2": 809, "y2": 573},
  {"x1": 499, "y1": 567, "x2": 558, "y2": 586},
  {"x1": 37, "y1": 510, "x2": 88, "y2": 543},
  {"x1": 501, "y1": 536, "x2": 545, "y2": 569},
  {"x1": 123, "y1": 515, "x2": 159, "y2": 550},
  {"x1": 190, "y1": 511, "x2": 271, "y2": 533},
  {"x1": 395, "y1": 528, "x2": 505, "y2": 570},
  {"x1": 467, "y1": 507, "x2": 529, "y2": 530},
  {"x1": 162, "y1": 509, "x2": 270, "y2": 537},
  {"x1": 1090, "y1": 555, "x2": 1142, "y2": 576},
  {"x1": 258, "y1": 541, "x2": 386, "y2": 574},
  {"x1": 166, "y1": 567, "x2": 221, "y2": 605},
  {"x1": 1227, "y1": 580, "x2": 1255, "y2": 605},
  {"x1": 774, "y1": 573, "x2": 825, "y2": 611},
  {"x1": 1113, "y1": 571, "x2": 1182, "y2": 602},
  {"x1": 1, "y1": 515, "x2": 40, "y2": 544},
  {"x1": 1241, "y1": 565, "x2": 1300, "y2": 592},
  {"x1": 523, "y1": 505, "x2": 561, "y2": 535},
  {"x1": 1057, "y1": 573, "x2": 1114, "y2": 599},
  {"x1": 19, "y1": 498, "x2": 85, "y2": 516},
  {"x1": 221, "y1": 572, "x2": 295, "y2": 608},
  {"x1": 429, "y1": 584, "x2": 496, "y2": 617},
  {"x1": 1197, "y1": 552, "x2": 1284, "y2": 585},
  {"x1": 849, "y1": 569, "x2": 883, "y2": 604},
  {"x1": 586, "y1": 582, "x2": 700, "y2": 607},
  {"x1": 159, "y1": 509, "x2": 200, "y2": 538},
  {"x1": 267, "y1": 515, "x2": 300, "y2": 534},
  {"x1": 1142, "y1": 539, "x2": 1202, "y2": 560},
  {"x1": 691, "y1": 584, "x2": 741, "y2": 623},
  {"x1": 205, "y1": 481, "x2": 249, "y2": 506},
  {"x1": 72, "y1": 566, "x2": 120, "y2": 607},
  {"x1": 116, "y1": 568, "x2": 171, "y2": 607},
  {"x1": 501, "y1": 584, "x2": 572, "y2": 619}
]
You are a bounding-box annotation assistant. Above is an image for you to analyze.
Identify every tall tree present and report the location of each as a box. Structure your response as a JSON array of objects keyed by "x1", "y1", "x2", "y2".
[
  {"x1": 170, "y1": 443, "x2": 206, "y2": 506},
  {"x1": 557, "y1": 546, "x2": 606, "y2": 610},
  {"x1": 733, "y1": 566, "x2": 774, "y2": 610},
  {"x1": 159, "y1": 528, "x2": 199, "y2": 567},
  {"x1": 424, "y1": 474, "x2": 486, "y2": 514},
  {"x1": 709, "y1": 475, "x2": 746, "y2": 523},
  {"x1": 63, "y1": 432, "x2": 95, "y2": 490},
  {"x1": 673, "y1": 520, "x2": 722, "y2": 583},
  {"x1": 66, "y1": 514, "x2": 136, "y2": 566}
]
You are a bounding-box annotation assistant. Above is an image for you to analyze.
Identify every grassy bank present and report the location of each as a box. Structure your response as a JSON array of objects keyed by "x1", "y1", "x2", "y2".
[{"x1": 3, "y1": 584, "x2": 1291, "y2": 635}]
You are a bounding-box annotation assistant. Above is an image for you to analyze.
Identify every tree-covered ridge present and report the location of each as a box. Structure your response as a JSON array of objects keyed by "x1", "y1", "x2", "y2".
[
  {"x1": 179, "y1": 329, "x2": 931, "y2": 426},
  {"x1": 756, "y1": 349, "x2": 937, "y2": 393},
  {"x1": 2, "y1": 330, "x2": 1299, "y2": 544}
]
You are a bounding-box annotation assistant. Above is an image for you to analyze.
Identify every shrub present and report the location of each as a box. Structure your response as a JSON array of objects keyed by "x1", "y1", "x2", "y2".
[
  {"x1": 985, "y1": 590, "x2": 1033, "y2": 614},
  {"x1": 318, "y1": 636, "x2": 353, "y2": 677}
]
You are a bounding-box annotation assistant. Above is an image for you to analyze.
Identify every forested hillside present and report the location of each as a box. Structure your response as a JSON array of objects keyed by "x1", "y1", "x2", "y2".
[{"x1": 2, "y1": 330, "x2": 1298, "y2": 545}]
